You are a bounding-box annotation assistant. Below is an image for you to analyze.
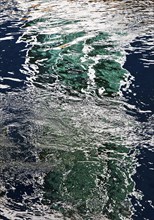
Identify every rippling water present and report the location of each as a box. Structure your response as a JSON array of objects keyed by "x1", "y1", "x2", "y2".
[{"x1": 0, "y1": 0, "x2": 154, "y2": 219}]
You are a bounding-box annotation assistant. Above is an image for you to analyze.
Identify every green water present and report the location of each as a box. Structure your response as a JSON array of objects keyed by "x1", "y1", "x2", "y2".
[
  {"x1": 25, "y1": 29, "x2": 126, "y2": 96},
  {"x1": 31, "y1": 94, "x2": 136, "y2": 220},
  {"x1": 21, "y1": 12, "x2": 132, "y2": 219},
  {"x1": 40, "y1": 144, "x2": 132, "y2": 219},
  {"x1": 0, "y1": 0, "x2": 153, "y2": 219}
]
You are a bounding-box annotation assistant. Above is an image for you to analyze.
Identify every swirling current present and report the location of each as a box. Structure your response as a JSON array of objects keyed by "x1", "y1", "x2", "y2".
[{"x1": 0, "y1": 0, "x2": 154, "y2": 219}]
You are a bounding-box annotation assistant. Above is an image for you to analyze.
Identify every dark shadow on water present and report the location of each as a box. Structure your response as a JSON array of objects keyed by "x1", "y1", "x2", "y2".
[
  {"x1": 123, "y1": 35, "x2": 154, "y2": 220},
  {"x1": 131, "y1": 145, "x2": 154, "y2": 220},
  {"x1": 0, "y1": 20, "x2": 30, "y2": 92},
  {"x1": 0, "y1": 18, "x2": 40, "y2": 216},
  {"x1": 122, "y1": 35, "x2": 154, "y2": 122}
]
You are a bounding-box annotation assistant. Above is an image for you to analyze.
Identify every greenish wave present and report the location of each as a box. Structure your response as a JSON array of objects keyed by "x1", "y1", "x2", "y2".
[
  {"x1": 40, "y1": 142, "x2": 133, "y2": 220},
  {"x1": 21, "y1": 16, "x2": 133, "y2": 220},
  {"x1": 24, "y1": 26, "x2": 126, "y2": 96}
]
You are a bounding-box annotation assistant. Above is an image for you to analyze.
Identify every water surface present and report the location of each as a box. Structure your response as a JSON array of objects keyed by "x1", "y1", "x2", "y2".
[{"x1": 0, "y1": 0, "x2": 154, "y2": 219}]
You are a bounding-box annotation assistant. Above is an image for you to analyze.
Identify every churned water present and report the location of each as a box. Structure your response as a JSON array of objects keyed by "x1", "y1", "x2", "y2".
[{"x1": 0, "y1": 0, "x2": 154, "y2": 219}]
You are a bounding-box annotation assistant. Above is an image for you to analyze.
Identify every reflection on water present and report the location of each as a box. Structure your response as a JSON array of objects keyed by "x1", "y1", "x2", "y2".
[
  {"x1": 0, "y1": 89, "x2": 138, "y2": 220},
  {"x1": 0, "y1": 0, "x2": 154, "y2": 219}
]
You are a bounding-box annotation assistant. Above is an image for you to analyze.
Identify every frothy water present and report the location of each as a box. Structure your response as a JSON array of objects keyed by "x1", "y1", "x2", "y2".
[{"x1": 0, "y1": 0, "x2": 154, "y2": 219}]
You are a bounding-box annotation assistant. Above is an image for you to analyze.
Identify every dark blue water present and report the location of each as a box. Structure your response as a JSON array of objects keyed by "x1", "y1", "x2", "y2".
[
  {"x1": 0, "y1": 20, "x2": 28, "y2": 92},
  {"x1": 0, "y1": 1, "x2": 154, "y2": 219},
  {"x1": 123, "y1": 35, "x2": 154, "y2": 122},
  {"x1": 123, "y1": 36, "x2": 154, "y2": 220}
]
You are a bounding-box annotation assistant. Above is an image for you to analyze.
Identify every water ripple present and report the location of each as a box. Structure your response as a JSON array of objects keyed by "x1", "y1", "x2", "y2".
[{"x1": 0, "y1": 0, "x2": 154, "y2": 219}]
